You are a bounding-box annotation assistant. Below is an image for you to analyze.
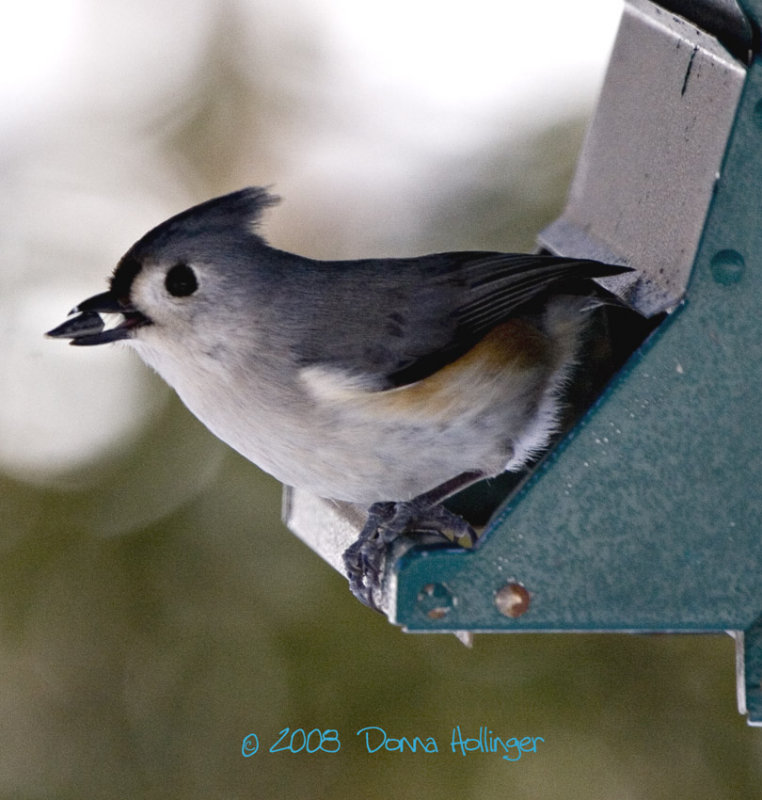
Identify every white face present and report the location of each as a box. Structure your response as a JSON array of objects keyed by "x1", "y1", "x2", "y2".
[
  {"x1": 126, "y1": 256, "x2": 257, "y2": 359},
  {"x1": 123, "y1": 254, "x2": 276, "y2": 399},
  {"x1": 129, "y1": 259, "x2": 204, "y2": 333},
  {"x1": 121, "y1": 258, "x2": 223, "y2": 390}
]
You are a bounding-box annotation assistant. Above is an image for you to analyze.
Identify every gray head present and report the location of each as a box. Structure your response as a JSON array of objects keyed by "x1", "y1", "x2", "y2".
[{"x1": 47, "y1": 187, "x2": 280, "y2": 346}]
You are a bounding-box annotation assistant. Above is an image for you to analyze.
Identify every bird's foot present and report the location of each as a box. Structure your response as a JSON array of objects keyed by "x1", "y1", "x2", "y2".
[{"x1": 342, "y1": 499, "x2": 478, "y2": 610}]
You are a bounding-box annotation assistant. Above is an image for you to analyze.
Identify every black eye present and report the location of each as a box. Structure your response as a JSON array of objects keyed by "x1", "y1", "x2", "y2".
[{"x1": 165, "y1": 263, "x2": 198, "y2": 297}]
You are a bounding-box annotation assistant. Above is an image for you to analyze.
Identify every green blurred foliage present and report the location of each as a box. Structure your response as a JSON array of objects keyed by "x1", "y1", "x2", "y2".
[{"x1": 2, "y1": 3, "x2": 762, "y2": 798}]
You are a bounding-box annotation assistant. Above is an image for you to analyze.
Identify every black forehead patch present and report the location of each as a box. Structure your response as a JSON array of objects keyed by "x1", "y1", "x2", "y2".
[{"x1": 110, "y1": 254, "x2": 143, "y2": 302}]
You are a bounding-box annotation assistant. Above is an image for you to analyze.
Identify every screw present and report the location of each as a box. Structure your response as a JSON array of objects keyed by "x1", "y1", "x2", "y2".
[{"x1": 494, "y1": 582, "x2": 530, "y2": 618}]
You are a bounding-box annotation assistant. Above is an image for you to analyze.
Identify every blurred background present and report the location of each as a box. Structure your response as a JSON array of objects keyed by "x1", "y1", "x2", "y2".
[{"x1": 2, "y1": 0, "x2": 761, "y2": 797}]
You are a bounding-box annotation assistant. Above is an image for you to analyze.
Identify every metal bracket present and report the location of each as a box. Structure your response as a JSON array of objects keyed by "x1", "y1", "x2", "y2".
[{"x1": 540, "y1": 0, "x2": 746, "y2": 316}]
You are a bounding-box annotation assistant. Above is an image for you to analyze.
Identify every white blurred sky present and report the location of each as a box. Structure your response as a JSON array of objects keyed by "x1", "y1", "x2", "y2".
[{"x1": 0, "y1": 0, "x2": 622, "y2": 482}]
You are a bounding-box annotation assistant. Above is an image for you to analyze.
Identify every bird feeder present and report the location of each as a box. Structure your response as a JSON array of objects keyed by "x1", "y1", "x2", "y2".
[{"x1": 285, "y1": 0, "x2": 762, "y2": 724}]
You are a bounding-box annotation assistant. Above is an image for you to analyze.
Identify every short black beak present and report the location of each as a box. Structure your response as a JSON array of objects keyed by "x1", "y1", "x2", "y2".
[{"x1": 46, "y1": 291, "x2": 150, "y2": 346}]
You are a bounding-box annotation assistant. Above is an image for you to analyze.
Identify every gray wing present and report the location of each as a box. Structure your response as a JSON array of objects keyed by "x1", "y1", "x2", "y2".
[{"x1": 292, "y1": 250, "x2": 628, "y2": 390}]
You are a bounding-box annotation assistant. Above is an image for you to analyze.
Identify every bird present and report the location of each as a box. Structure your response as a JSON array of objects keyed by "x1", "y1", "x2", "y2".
[{"x1": 47, "y1": 187, "x2": 631, "y2": 608}]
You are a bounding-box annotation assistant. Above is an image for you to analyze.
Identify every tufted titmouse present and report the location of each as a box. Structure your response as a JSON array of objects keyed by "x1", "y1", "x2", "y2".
[{"x1": 47, "y1": 188, "x2": 631, "y2": 607}]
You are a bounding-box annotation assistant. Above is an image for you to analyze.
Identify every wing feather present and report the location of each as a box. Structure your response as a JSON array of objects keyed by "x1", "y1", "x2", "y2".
[{"x1": 293, "y1": 250, "x2": 629, "y2": 390}]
